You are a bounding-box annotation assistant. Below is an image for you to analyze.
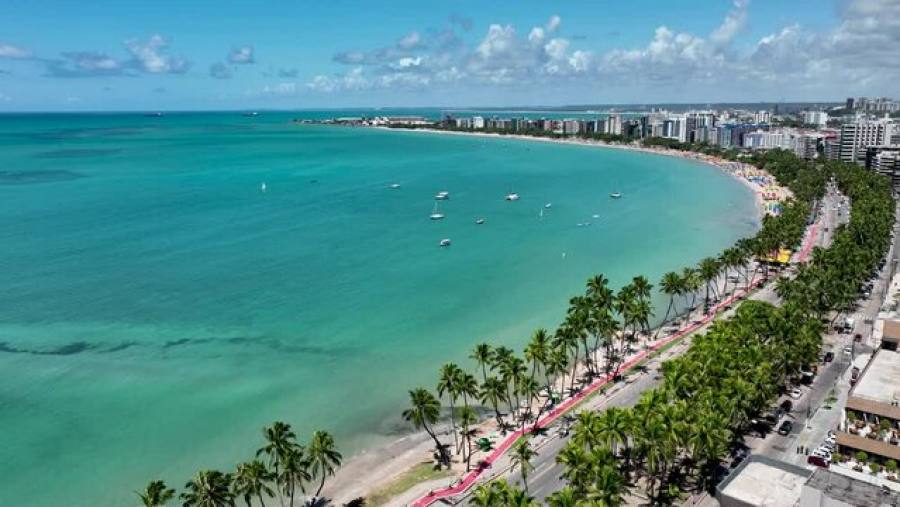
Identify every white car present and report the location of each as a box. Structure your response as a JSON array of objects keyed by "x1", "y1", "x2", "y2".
[
  {"x1": 789, "y1": 388, "x2": 803, "y2": 399},
  {"x1": 824, "y1": 434, "x2": 836, "y2": 446},
  {"x1": 843, "y1": 346, "x2": 852, "y2": 356},
  {"x1": 813, "y1": 448, "x2": 832, "y2": 460}
]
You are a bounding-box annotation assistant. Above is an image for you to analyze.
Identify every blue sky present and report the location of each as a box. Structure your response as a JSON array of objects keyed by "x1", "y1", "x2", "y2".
[{"x1": 0, "y1": 0, "x2": 897, "y2": 111}]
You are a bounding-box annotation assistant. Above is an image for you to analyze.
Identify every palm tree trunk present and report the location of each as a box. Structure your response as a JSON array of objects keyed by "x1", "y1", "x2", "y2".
[
  {"x1": 653, "y1": 298, "x2": 674, "y2": 340},
  {"x1": 315, "y1": 473, "x2": 326, "y2": 498},
  {"x1": 448, "y1": 399, "x2": 458, "y2": 453},
  {"x1": 257, "y1": 493, "x2": 268, "y2": 507}
]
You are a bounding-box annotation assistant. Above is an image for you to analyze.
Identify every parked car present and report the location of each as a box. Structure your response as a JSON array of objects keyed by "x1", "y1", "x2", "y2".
[
  {"x1": 778, "y1": 420, "x2": 793, "y2": 435},
  {"x1": 843, "y1": 346, "x2": 853, "y2": 356},
  {"x1": 789, "y1": 387, "x2": 803, "y2": 399},
  {"x1": 850, "y1": 367, "x2": 860, "y2": 386},
  {"x1": 780, "y1": 399, "x2": 794, "y2": 412},
  {"x1": 823, "y1": 351, "x2": 834, "y2": 363},
  {"x1": 807, "y1": 454, "x2": 830, "y2": 468}
]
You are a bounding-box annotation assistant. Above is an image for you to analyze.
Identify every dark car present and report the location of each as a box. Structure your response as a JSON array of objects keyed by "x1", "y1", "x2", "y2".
[
  {"x1": 730, "y1": 448, "x2": 750, "y2": 468},
  {"x1": 780, "y1": 399, "x2": 793, "y2": 413},
  {"x1": 823, "y1": 351, "x2": 834, "y2": 363},
  {"x1": 778, "y1": 420, "x2": 793, "y2": 436}
]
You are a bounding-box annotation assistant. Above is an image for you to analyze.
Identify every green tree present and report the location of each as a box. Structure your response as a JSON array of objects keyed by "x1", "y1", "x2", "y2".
[
  {"x1": 181, "y1": 470, "x2": 234, "y2": 507},
  {"x1": 510, "y1": 438, "x2": 538, "y2": 494},
  {"x1": 136, "y1": 480, "x2": 175, "y2": 507},
  {"x1": 436, "y1": 362, "x2": 463, "y2": 453},
  {"x1": 470, "y1": 343, "x2": 494, "y2": 384},
  {"x1": 402, "y1": 388, "x2": 449, "y2": 467},
  {"x1": 232, "y1": 461, "x2": 274, "y2": 507},
  {"x1": 308, "y1": 430, "x2": 342, "y2": 498}
]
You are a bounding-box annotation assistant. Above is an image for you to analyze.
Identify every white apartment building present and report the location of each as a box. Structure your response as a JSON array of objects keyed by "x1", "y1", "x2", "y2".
[
  {"x1": 471, "y1": 116, "x2": 485, "y2": 129},
  {"x1": 801, "y1": 111, "x2": 828, "y2": 128},
  {"x1": 839, "y1": 120, "x2": 897, "y2": 165}
]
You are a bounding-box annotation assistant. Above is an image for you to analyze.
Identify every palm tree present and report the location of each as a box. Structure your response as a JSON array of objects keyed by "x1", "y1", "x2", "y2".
[
  {"x1": 524, "y1": 328, "x2": 551, "y2": 384},
  {"x1": 479, "y1": 376, "x2": 508, "y2": 427},
  {"x1": 256, "y1": 421, "x2": 297, "y2": 505},
  {"x1": 698, "y1": 257, "x2": 721, "y2": 312},
  {"x1": 656, "y1": 271, "x2": 682, "y2": 339},
  {"x1": 232, "y1": 460, "x2": 275, "y2": 507},
  {"x1": 470, "y1": 343, "x2": 493, "y2": 384},
  {"x1": 137, "y1": 480, "x2": 175, "y2": 507},
  {"x1": 402, "y1": 388, "x2": 449, "y2": 467},
  {"x1": 458, "y1": 406, "x2": 478, "y2": 470},
  {"x1": 181, "y1": 470, "x2": 234, "y2": 507},
  {"x1": 546, "y1": 486, "x2": 578, "y2": 507},
  {"x1": 436, "y1": 363, "x2": 463, "y2": 452},
  {"x1": 279, "y1": 447, "x2": 311, "y2": 507},
  {"x1": 681, "y1": 266, "x2": 701, "y2": 313},
  {"x1": 596, "y1": 407, "x2": 631, "y2": 457},
  {"x1": 510, "y1": 438, "x2": 537, "y2": 494},
  {"x1": 308, "y1": 430, "x2": 342, "y2": 498}
]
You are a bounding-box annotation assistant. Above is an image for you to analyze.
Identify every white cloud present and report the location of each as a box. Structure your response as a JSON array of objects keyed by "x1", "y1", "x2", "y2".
[
  {"x1": 124, "y1": 34, "x2": 189, "y2": 74},
  {"x1": 546, "y1": 15, "x2": 561, "y2": 33},
  {"x1": 397, "y1": 32, "x2": 423, "y2": 50},
  {"x1": 310, "y1": 0, "x2": 900, "y2": 98},
  {"x1": 709, "y1": 0, "x2": 749, "y2": 47},
  {"x1": 228, "y1": 46, "x2": 255, "y2": 64},
  {"x1": 0, "y1": 44, "x2": 31, "y2": 59}
]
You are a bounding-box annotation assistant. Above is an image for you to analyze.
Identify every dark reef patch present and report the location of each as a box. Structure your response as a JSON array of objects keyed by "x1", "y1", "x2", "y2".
[
  {"x1": 35, "y1": 148, "x2": 121, "y2": 159},
  {"x1": 0, "y1": 170, "x2": 86, "y2": 185}
]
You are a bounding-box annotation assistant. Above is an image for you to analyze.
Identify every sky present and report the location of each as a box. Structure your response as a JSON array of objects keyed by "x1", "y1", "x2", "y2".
[{"x1": 0, "y1": 0, "x2": 898, "y2": 111}]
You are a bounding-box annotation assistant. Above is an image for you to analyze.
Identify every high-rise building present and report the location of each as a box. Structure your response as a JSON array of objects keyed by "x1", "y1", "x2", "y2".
[
  {"x1": 846, "y1": 97, "x2": 855, "y2": 110},
  {"x1": 801, "y1": 111, "x2": 828, "y2": 128},
  {"x1": 754, "y1": 110, "x2": 771, "y2": 124},
  {"x1": 606, "y1": 114, "x2": 622, "y2": 136},
  {"x1": 839, "y1": 120, "x2": 896, "y2": 164}
]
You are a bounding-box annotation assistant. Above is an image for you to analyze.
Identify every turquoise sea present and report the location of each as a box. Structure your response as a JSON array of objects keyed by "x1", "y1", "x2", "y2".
[{"x1": 0, "y1": 111, "x2": 758, "y2": 506}]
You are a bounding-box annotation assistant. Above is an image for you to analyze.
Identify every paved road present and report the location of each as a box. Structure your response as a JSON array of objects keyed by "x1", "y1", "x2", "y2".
[{"x1": 497, "y1": 187, "x2": 849, "y2": 503}]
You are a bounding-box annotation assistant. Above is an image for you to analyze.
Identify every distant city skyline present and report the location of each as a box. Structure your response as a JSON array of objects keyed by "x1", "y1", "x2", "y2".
[{"x1": 0, "y1": 0, "x2": 898, "y2": 111}]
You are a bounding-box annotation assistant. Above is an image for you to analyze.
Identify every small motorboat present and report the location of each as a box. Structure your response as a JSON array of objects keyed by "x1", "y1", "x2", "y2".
[
  {"x1": 505, "y1": 192, "x2": 520, "y2": 201},
  {"x1": 260, "y1": 182, "x2": 267, "y2": 192},
  {"x1": 439, "y1": 238, "x2": 452, "y2": 247},
  {"x1": 475, "y1": 218, "x2": 485, "y2": 225},
  {"x1": 435, "y1": 191, "x2": 450, "y2": 200},
  {"x1": 430, "y1": 202, "x2": 445, "y2": 220},
  {"x1": 544, "y1": 203, "x2": 552, "y2": 209},
  {"x1": 390, "y1": 183, "x2": 401, "y2": 189},
  {"x1": 592, "y1": 214, "x2": 600, "y2": 219},
  {"x1": 610, "y1": 192, "x2": 622, "y2": 199}
]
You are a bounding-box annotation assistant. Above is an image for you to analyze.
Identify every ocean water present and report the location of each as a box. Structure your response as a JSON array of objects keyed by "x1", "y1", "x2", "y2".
[{"x1": 0, "y1": 112, "x2": 758, "y2": 506}]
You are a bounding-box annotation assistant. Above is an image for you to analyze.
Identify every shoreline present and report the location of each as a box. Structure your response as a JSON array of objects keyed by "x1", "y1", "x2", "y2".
[
  {"x1": 375, "y1": 126, "x2": 791, "y2": 222},
  {"x1": 325, "y1": 127, "x2": 791, "y2": 504}
]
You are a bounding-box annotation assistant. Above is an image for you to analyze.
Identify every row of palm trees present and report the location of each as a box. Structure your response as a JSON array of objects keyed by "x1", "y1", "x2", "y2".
[
  {"x1": 404, "y1": 148, "x2": 894, "y2": 504},
  {"x1": 527, "y1": 152, "x2": 894, "y2": 504},
  {"x1": 137, "y1": 422, "x2": 342, "y2": 507}
]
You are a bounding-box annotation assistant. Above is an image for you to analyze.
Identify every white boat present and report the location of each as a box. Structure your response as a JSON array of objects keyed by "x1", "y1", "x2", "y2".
[
  {"x1": 610, "y1": 192, "x2": 622, "y2": 199},
  {"x1": 544, "y1": 203, "x2": 552, "y2": 209},
  {"x1": 539, "y1": 208, "x2": 544, "y2": 219},
  {"x1": 430, "y1": 202, "x2": 445, "y2": 220},
  {"x1": 435, "y1": 191, "x2": 450, "y2": 200},
  {"x1": 390, "y1": 183, "x2": 401, "y2": 189},
  {"x1": 505, "y1": 192, "x2": 520, "y2": 201},
  {"x1": 475, "y1": 218, "x2": 485, "y2": 225},
  {"x1": 592, "y1": 214, "x2": 600, "y2": 219},
  {"x1": 260, "y1": 182, "x2": 267, "y2": 192},
  {"x1": 439, "y1": 238, "x2": 452, "y2": 247}
]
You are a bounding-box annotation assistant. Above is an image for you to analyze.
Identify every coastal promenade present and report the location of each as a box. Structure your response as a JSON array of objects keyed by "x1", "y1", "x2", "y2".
[{"x1": 401, "y1": 189, "x2": 827, "y2": 506}]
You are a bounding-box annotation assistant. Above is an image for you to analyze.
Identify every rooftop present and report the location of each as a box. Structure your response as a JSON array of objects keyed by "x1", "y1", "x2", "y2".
[
  {"x1": 719, "y1": 457, "x2": 811, "y2": 507},
  {"x1": 851, "y1": 349, "x2": 900, "y2": 406},
  {"x1": 805, "y1": 467, "x2": 900, "y2": 506}
]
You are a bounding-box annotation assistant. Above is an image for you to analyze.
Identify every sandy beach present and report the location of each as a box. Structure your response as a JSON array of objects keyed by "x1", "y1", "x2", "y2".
[
  {"x1": 324, "y1": 128, "x2": 791, "y2": 505},
  {"x1": 377, "y1": 127, "x2": 791, "y2": 221}
]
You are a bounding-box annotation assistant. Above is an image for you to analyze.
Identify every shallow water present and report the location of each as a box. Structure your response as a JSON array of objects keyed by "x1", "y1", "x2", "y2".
[{"x1": 0, "y1": 112, "x2": 757, "y2": 505}]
